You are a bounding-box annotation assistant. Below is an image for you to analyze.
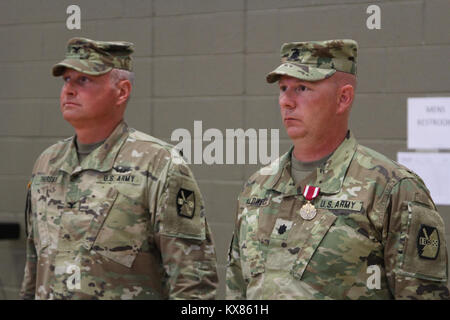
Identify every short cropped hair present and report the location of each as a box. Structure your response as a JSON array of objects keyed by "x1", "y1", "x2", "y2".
[
  {"x1": 109, "y1": 69, "x2": 134, "y2": 104},
  {"x1": 109, "y1": 69, "x2": 135, "y2": 86}
]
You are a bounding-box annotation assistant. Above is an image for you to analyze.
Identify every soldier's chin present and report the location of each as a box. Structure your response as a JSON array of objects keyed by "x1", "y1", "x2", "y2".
[
  {"x1": 285, "y1": 126, "x2": 307, "y2": 141},
  {"x1": 61, "y1": 109, "x2": 83, "y2": 124}
]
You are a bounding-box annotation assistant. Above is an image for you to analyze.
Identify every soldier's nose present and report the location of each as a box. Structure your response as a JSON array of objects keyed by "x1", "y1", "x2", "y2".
[
  {"x1": 279, "y1": 93, "x2": 296, "y2": 109},
  {"x1": 62, "y1": 82, "x2": 76, "y2": 97}
]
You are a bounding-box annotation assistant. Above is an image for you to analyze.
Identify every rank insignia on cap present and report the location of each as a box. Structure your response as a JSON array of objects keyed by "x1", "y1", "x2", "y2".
[
  {"x1": 417, "y1": 224, "x2": 440, "y2": 260},
  {"x1": 176, "y1": 188, "x2": 196, "y2": 219}
]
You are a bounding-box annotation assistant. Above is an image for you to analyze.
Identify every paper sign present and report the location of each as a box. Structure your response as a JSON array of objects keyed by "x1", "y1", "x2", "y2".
[
  {"x1": 397, "y1": 152, "x2": 450, "y2": 206},
  {"x1": 407, "y1": 97, "x2": 450, "y2": 149}
]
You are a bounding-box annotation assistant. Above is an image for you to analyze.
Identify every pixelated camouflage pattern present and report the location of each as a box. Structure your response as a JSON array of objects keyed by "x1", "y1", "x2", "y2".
[
  {"x1": 52, "y1": 37, "x2": 134, "y2": 76},
  {"x1": 226, "y1": 132, "x2": 449, "y2": 300},
  {"x1": 266, "y1": 39, "x2": 358, "y2": 83},
  {"x1": 20, "y1": 121, "x2": 218, "y2": 300}
]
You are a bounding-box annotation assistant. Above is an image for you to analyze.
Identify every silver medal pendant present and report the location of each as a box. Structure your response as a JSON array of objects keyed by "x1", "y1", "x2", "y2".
[{"x1": 299, "y1": 201, "x2": 317, "y2": 220}]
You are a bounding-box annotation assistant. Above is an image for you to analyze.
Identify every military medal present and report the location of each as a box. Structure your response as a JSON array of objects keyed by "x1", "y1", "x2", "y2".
[{"x1": 299, "y1": 185, "x2": 320, "y2": 220}]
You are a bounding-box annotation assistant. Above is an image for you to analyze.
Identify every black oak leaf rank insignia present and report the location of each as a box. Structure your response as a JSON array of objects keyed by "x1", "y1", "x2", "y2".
[
  {"x1": 176, "y1": 188, "x2": 195, "y2": 219},
  {"x1": 417, "y1": 224, "x2": 440, "y2": 260}
]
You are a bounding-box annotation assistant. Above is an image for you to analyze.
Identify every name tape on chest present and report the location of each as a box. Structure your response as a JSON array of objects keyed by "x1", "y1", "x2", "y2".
[
  {"x1": 316, "y1": 198, "x2": 363, "y2": 212},
  {"x1": 34, "y1": 175, "x2": 62, "y2": 184},
  {"x1": 246, "y1": 197, "x2": 270, "y2": 207},
  {"x1": 99, "y1": 174, "x2": 141, "y2": 184}
]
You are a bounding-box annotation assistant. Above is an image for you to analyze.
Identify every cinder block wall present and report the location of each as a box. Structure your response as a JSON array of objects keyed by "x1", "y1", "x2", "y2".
[{"x1": 0, "y1": 0, "x2": 449, "y2": 299}]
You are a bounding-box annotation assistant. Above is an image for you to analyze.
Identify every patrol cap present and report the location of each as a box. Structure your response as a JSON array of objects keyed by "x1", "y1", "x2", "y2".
[
  {"x1": 52, "y1": 37, "x2": 134, "y2": 76},
  {"x1": 266, "y1": 39, "x2": 358, "y2": 83}
]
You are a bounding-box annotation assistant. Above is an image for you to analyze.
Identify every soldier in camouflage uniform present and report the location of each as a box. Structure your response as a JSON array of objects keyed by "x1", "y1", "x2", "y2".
[
  {"x1": 226, "y1": 39, "x2": 449, "y2": 299},
  {"x1": 20, "y1": 37, "x2": 218, "y2": 300}
]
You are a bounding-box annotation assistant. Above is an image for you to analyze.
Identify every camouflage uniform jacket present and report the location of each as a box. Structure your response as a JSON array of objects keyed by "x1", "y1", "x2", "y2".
[
  {"x1": 227, "y1": 132, "x2": 449, "y2": 299},
  {"x1": 20, "y1": 121, "x2": 218, "y2": 300}
]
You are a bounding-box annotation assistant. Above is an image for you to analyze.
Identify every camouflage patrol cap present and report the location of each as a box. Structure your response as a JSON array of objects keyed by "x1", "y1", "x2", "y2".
[
  {"x1": 52, "y1": 37, "x2": 134, "y2": 76},
  {"x1": 266, "y1": 39, "x2": 358, "y2": 83}
]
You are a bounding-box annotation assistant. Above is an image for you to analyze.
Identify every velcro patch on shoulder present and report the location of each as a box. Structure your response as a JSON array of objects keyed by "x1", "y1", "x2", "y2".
[
  {"x1": 176, "y1": 188, "x2": 196, "y2": 219},
  {"x1": 417, "y1": 224, "x2": 440, "y2": 260},
  {"x1": 160, "y1": 175, "x2": 205, "y2": 241},
  {"x1": 400, "y1": 201, "x2": 447, "y2": 281}
]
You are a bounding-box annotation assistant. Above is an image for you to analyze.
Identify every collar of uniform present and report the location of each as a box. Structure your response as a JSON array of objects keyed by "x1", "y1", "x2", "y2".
[
  {"x1": 50, "y1": 120, "x2": 130, "y2": 175},
  {"x1": 316, "y1": 130, "x2": 358, "y2": 194},
  {"x1": 264, "y1": 130, "x2": 358, "y2": 196},
  {"x1": 262, "y1": 148, "x2": 298, "y2": 197}
]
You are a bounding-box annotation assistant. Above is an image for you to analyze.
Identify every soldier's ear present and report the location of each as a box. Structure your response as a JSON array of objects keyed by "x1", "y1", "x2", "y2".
[
  {"x1": 336, "y1": 84, "x2": 354, "y2": 115},
  {"x1": 116, "y1": 79, "x2": 132, "y2": 107}
]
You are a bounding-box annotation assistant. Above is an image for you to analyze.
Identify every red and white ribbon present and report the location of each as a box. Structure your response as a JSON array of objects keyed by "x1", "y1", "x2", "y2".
[{"x1": 303, "y1": 185, "x2": 320, "y2": 201}]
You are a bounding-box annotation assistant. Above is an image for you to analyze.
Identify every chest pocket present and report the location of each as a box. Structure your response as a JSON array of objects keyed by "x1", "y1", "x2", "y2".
[
  {"x1": 32, "y1": 201, "x2": 51, "y2": 254},
  {"x1": 289, "y1": 213, "x2": 337, "y2": 280},
  {"x1": 239, "y1": 193, "x2": 284, "y2": 280},
  {"x1": 31, "y1": 178, "x2": 64, "y2": 254},
  {"x1": 91, "y1": 189, "x2": 149, "y2": 268},
  {"x1": 56, "y1": 187, "x2": 118, "y2": 252},
  {"x1": 239, "y1": 207, "x2": 266, "y2": 280}
]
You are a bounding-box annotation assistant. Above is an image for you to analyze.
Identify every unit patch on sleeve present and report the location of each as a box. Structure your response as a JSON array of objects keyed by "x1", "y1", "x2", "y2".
[
  {"x1": 417, "y1": 224, "x2": 440, "y2": 260},
  {"x1": 176, "y1": 188, "x2": 196, "y2": 219}
]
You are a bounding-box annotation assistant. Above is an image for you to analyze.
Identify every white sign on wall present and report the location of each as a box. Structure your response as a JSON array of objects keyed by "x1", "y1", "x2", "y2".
[
  {"x1": 407, "y1": 97, "x2": 450, "y2": 149},
  {"x1": 397, "y1": 152, "x2": 450, "y2": 206}
]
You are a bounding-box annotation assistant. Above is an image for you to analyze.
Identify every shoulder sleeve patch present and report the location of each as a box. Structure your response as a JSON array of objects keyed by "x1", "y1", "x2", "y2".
[
  {"x1": 399, "y1": 201, "x2": 447, "y2": 282},
  {"x1": 176, "y1": 188, "x2": 196, "y2": 219},
  {"x1": 158, "y1": 168, "x2": 206, "y2": 241},
  {"x1": 417, "y1": 224, "x2": 440, "y2": 260}
]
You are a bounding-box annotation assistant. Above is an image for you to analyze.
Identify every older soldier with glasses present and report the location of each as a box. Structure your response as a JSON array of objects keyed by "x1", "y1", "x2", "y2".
[
  {"x1": 20, "y1": 37, "x2": 218, "y2": 300},
  {"x1": 226, "y1": 39, "x2": 449, "y2": 299}
]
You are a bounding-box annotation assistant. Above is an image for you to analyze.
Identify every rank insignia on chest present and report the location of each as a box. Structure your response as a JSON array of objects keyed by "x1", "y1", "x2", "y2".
[
  {"x1": 299, "y1": 185, "x2": 320, "y2": 220},
  {"x1": 176, "y1": 188, "x2": 196, "y2": 219},
  {"x1": 417, "y1": 224, "x2": 440, "y2": 260}
]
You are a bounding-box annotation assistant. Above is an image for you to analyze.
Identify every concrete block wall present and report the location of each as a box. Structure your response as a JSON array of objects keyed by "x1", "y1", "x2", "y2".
[{"x1": 0, "y1": 0, "x2": 449, "y2": 299}]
